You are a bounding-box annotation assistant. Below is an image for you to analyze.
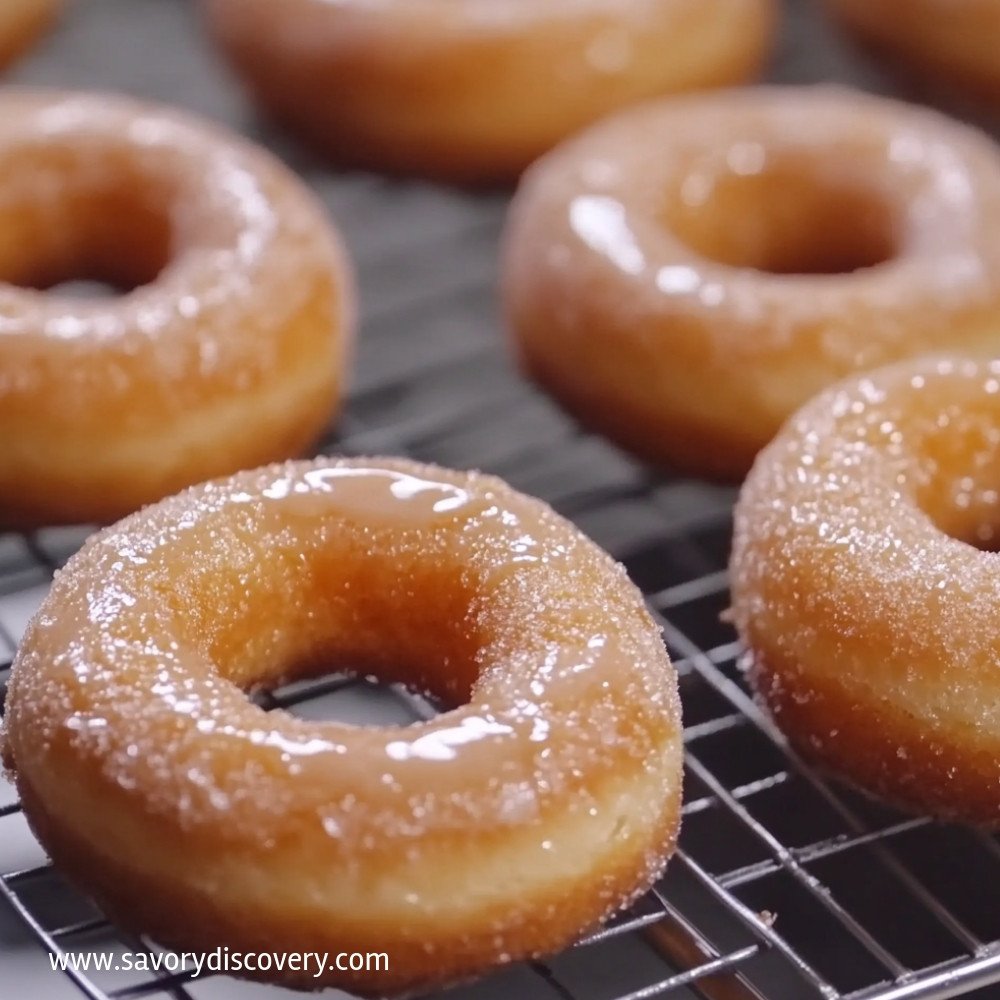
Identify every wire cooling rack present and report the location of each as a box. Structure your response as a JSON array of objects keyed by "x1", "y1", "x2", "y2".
[{"x1": 4, "y1": 2, "x2": 1000, "y2": 1000}]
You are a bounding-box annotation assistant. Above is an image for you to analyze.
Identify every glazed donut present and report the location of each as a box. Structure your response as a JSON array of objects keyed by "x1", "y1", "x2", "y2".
[
  {"x1": 3, "y1": 457, "x2": 682, "y2": 995},
  {"x1": 0, "y1": 90, "x2": 353, "y2": 530},
  {"x1": 199, "y1": 0, "x2": 776, "y2": 183},
  {"x1": 731, "y1": 355, "x2": 1000, "y2": 825},
  {"x1": 829, "y1": 0, "x2": 1000, "y2": 106},
  {"x1": 503, "y1": 86, "x2": 1000, "y2": 479},
  {"x1": 0, "y1": 0, "x2": 60, "y2": 72}
]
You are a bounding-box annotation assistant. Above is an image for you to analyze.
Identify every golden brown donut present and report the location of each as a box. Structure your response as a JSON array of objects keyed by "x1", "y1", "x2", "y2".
[
  {"x1": 503, "y1": 86, "x2": 1000, "y2": 479},
  {"x1": 3, "y1": 457, "x2": 683, "y2": 995},
  {"x1": 0, "y1": 0, "x2": 61, "y2": 72},
  {"x1": 0, "y1": 90, "x2": 354, "y2": 530},
  {"x1": 199, "y1": 0, "x2": 776, "y2": 183},
  {"x1": 731, "y1": 355, "x2": 1000, "y2": 825},
  {"x1": 829, "y1": 0, "x2": 1000, "y2": 106}
]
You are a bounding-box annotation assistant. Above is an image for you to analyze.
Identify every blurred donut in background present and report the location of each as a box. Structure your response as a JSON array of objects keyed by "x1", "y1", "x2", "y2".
[
  {"x1": 199, "y1": 0, "x2": 777, "y2": 183},
  {"x1": 828, "y1": 0, "x2": 1000, "y2": 107},
  {"x1": 0, "y1": 90, "x2": 355, "y2": 530},
  {"x1": 0, "y1": 0, "x2": 62, "y2": 72},
  {"x1": 503, "y1": 86, "x2": 1000, "y2": 479}
]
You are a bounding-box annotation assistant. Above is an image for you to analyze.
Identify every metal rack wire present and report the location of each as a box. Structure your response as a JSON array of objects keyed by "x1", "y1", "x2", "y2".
[{"x1": 3, "y1": 2, "x2": 1000, "y2": 999}]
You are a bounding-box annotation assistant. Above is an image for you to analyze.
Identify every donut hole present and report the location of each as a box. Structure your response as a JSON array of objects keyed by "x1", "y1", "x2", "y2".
[
  {"x1": 926, "y1": 493, "x2": 1000, "y2": 553},
  {"x1": 269, "y1": 674, "x2": 441, "y2": 730},
  {"x1": 665, "y1": 154, "x2": 900, "y2": 275},
  {"x1": 200, "y1": 553, "x2": 487, "y2": 723},
  {"x1": 931, "y1": 509, "x2": 1000, "y2": 553},
  {"x1": 913, "y1": 414, "x2": 1000, "y2": 552},
  {"x1": 170, "y1": 472, "x2": 555, "y2": 729},
  {"x1": 0, "y1": 162, "x2": 173, "y2": 294},
  {"x1": 291, "y1": 569, "x2": 484, "y2": 712},
  {"x1": 46, "y1": 279, "x2": 133, "y2": 298}
]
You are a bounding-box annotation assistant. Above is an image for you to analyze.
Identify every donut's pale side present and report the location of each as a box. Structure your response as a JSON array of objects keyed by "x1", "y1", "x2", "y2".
[
  {"x1": 3, "y1": 457, "x2": 683, "y2": 995},
  {"x1": 731, "y1": 356, "x2": 1000, "y2": 825},
  {"x1": 829, "y1": 0, "x2": 1000, "y2": 106},
  {"x1": 503, "y1": 86, "x2": 1000, "y2": 479},
  {"x1": 0, "y1": 0, "x2": 60, "y2": 71},
  {"x1": 199, "y1": 0, "x2": 776, "y2": 183},
  {"x1": 0, "y1": 90, "x2": 354, "y2": 530}
]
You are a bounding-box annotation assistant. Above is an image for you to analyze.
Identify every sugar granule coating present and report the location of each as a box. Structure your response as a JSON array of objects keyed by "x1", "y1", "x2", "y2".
[
  {"x1": 3, "y1": 456, "x2": 682, "y2": 995},
  {"x1": 731, "y1": 355, "x2": 1000, "y2": 824}
]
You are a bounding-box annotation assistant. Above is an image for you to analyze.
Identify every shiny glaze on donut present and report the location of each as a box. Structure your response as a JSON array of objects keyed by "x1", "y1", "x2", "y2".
[
  {"x1": 200, "y1": 0, "x2": 776, "y2": 182},
  {"x1": 0, "y1": 90, "x2": 354, "y2": 529},
  {"x1": 3, "y1": 457, "x2": 682, "y2": 994},
  {"x1": 0, "y1": 0, "x2": 60, "y2": 71},
  {"x1": 503, "y1": 86, "x2": 1000, "y2": 478},
  {"x1": 830, "y1": 0, "x2": 1000, "y2": 106},
  {"x1": 731, "y1": 356, "x2": 1000, "y2": 824}
]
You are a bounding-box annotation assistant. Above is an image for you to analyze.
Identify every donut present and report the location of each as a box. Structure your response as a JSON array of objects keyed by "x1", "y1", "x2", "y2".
[
  {"x1": 829, "y1": 0, "x2": 1000, "y2": 107},
  {"x1": 2, "y1": 457, "x2": 683, "y2": 995},
  {"x1": 730, "y1": 355, "x2": 1000, "y2": 825},
  {"x1": 199, "y1": 0, "x2": 776, "y2": 183},
  {"x1": 503, "y1": 86, "x2": 1000, "y2": 480},
  {"x1": 0, "y1": 0, "x2": 60, "y2": 72},
  {"x1": 0, "y1": 90, "x2": 354, "y2": 530}
]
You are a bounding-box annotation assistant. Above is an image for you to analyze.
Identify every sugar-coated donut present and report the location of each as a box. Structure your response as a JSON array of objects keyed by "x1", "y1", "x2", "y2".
[
  {"x1": 199, "y1": 0, "x2": 776, "y2": 183},
  {"x1": 503, "y1": 86, "x2": 1000, "y2": 479},
  {"x1": 0, "y1": 0, "x2": 60, "y2": 72},
  {"x1": 731, "y1": 356, "x2": 1000, "y2": 825},
  {"x1": 829, "y1": 0, "x2": 1000, "y2": 106},
  {"x1": 3, "y1": 457, "x2": 682, "y2": 995},
  {"x1": 0, "y1": 90, "x2": 354, "y2": 530}
]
